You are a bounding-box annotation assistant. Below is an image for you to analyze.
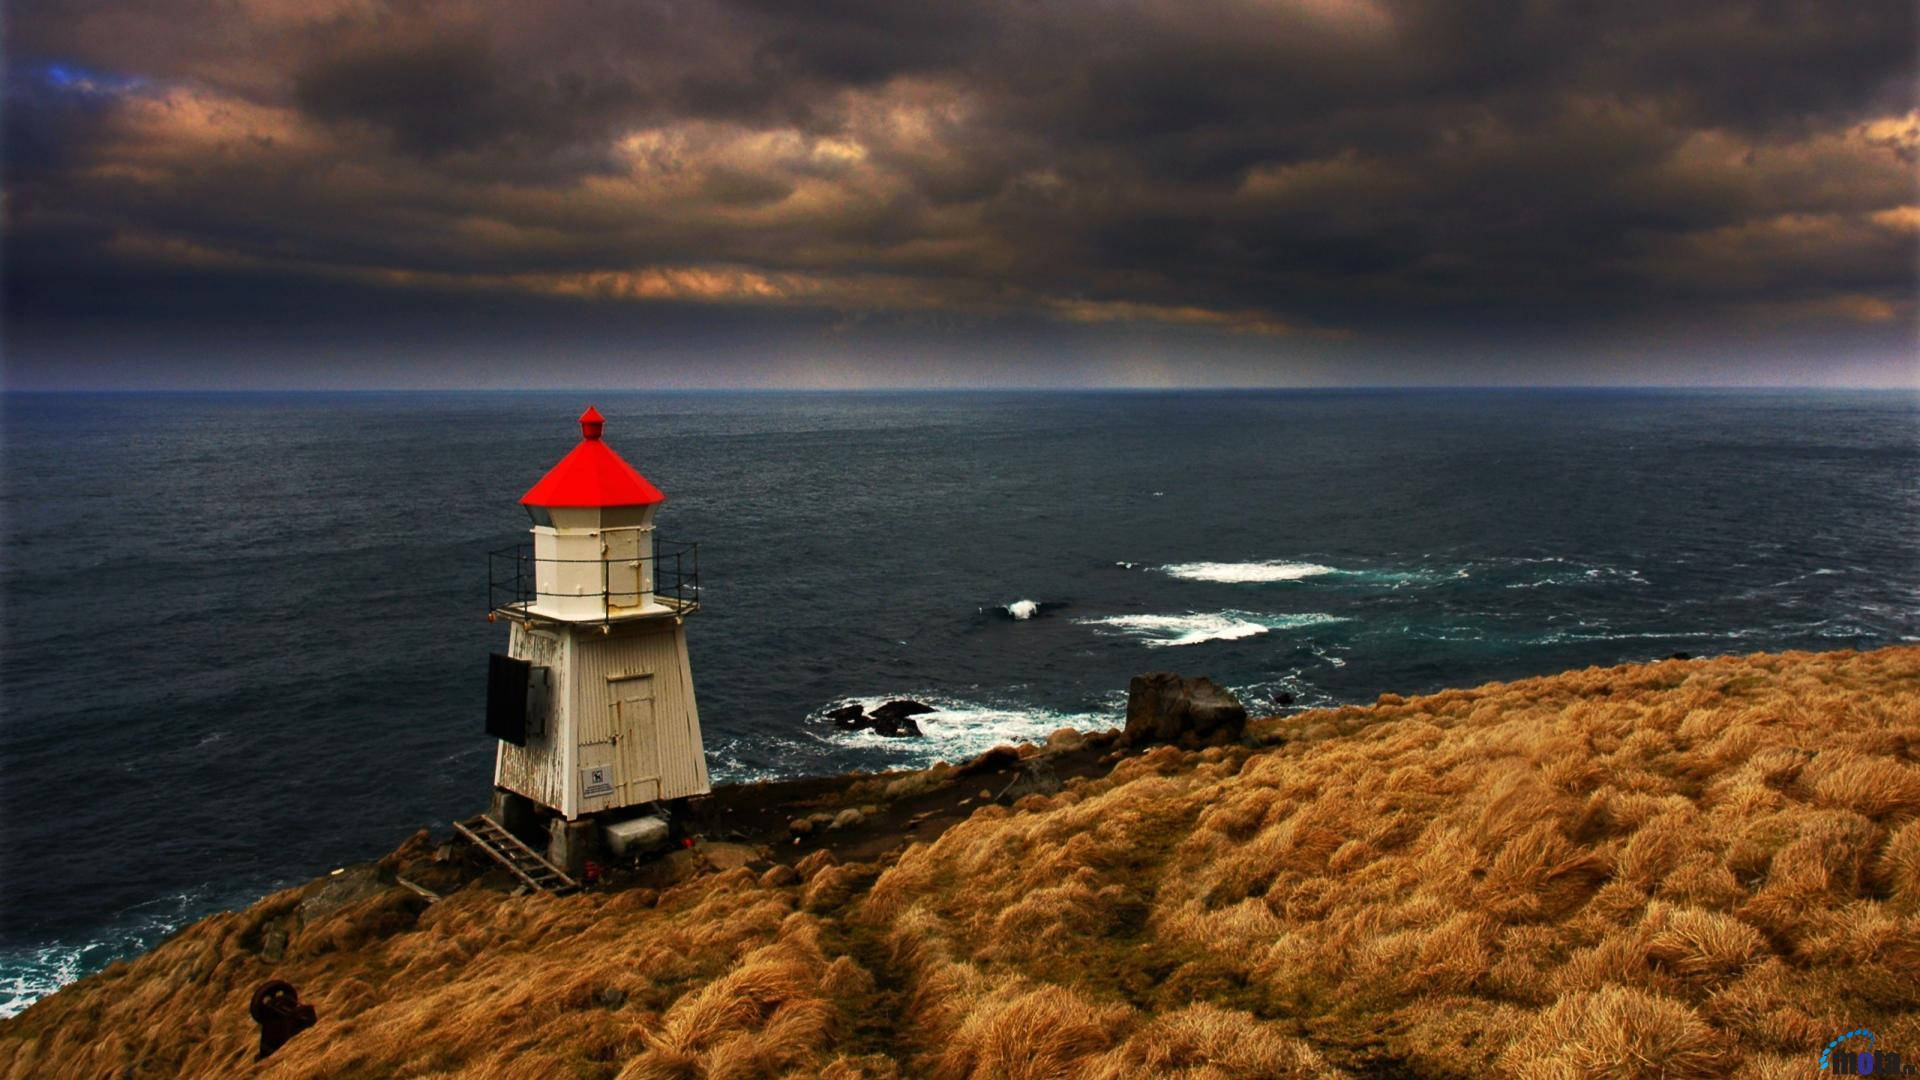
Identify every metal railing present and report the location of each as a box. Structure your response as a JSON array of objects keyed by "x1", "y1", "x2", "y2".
[{"x1": 488, "y1": 538, "x2": 700, "y2": 620}]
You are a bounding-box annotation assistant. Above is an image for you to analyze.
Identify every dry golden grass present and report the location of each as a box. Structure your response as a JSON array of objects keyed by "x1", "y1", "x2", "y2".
[{"x1": 4, "y1": 646, "x2": 1915, "y2": 1078}]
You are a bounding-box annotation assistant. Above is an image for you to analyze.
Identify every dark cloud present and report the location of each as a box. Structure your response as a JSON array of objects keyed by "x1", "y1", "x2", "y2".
[
  {"x1": 293, "y1": 30, "x2": 510, "y2": 156},
  {"x1": 3, "y1": 0, "x2": 1915, "y2": 386}
]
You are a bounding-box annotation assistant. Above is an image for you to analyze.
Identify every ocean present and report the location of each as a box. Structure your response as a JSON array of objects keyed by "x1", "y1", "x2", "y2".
[{"x1": 3, "y1": 388, "x2": 1917, "y2": 1015}]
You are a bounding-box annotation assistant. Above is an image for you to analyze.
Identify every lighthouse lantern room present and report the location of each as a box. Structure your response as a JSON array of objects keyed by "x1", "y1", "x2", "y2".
[{"x1": 485, "y1": 407, "x2": 709, "y2": 864}]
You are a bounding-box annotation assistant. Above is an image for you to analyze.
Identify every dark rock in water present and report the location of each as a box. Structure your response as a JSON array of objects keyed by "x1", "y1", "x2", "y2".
[
  {"x1": 868, "y1": 715, "x2": 925, "y2": 738},
  {"x1": 1274, "y1": 691, "x2": 1295, "y2": 707},
  {"x1": 1124, "y1": 673, "x2": 1248, "y2": 747},
  {"x1": 828, "y1": 704, "x2": 868, "y2": 730},
  {"x1": 1666, "y1": 652, "x2": 1694, "y2": 661},
  {"x1": 856, "y1": 699, "x2": 931, "y2": 737}
]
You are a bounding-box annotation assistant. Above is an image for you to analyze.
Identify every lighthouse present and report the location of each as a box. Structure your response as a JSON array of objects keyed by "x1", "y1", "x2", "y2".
[{"x1": 483, "y1": 407, "x2": 709, "y2": 871}]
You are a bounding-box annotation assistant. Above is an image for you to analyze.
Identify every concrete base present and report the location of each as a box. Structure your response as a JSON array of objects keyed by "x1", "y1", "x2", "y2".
[
  {"x1": 489, "y1": 788, "x2": 542, "y2": 848},
  {"x1": 547, "y1": 817, "x2": 599, "y2": 875},
  {"x1": 605, "y1": 814, "x2": 671, "y2": 857}
]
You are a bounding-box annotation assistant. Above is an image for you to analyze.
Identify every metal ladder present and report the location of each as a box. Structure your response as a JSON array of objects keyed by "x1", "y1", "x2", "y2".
[{"x1": 452, "y1": 814, "x2": 580, "y2": 896}]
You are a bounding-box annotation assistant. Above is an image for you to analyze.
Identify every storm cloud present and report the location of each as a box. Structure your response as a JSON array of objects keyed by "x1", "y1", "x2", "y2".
[{"x1": 4, "y1": 0, "x2": 1915, "y2": 386}]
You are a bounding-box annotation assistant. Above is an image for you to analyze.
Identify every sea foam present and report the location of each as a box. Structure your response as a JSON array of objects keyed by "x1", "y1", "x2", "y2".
[
  {"x1": 1081, "y1": 611, "x2": 1347, "y2": 647},
  {"x1": 0, "y1": 886, "x2": 222, "y2": 1019},
  {"x1": 1158, "y1": 560, "x2": 1336, "y2": 583},
  {"x1": 808, "y1": 695, "x2": 1114, "y2": 763}
]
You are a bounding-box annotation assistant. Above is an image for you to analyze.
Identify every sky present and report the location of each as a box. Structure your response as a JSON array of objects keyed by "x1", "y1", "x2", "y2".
[{"x1": 3, "y1": 0, "x2": 1916, "y2": 389}]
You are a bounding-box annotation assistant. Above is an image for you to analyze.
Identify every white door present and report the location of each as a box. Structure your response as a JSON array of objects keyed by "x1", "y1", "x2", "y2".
[
  {"x1": 604, "y1": 529, "x2": 642, "y2": 610},
  {"x1": 610, "y1": 675, "x2": 661, "y2": 802}
]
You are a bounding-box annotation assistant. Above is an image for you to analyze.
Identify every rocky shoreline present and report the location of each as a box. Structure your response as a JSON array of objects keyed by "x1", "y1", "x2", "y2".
[
  {"x1": 6, "y1": 648, "x2": 1915, "y2": 1078},
  {"x1": 340, "y1": 673, "x2": 1267, "y2": 919}
]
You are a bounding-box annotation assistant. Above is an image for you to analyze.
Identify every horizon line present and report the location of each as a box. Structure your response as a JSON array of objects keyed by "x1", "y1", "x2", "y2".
[{"x1": 4, "y1": 383, "x2": 1917, "y2": 395}]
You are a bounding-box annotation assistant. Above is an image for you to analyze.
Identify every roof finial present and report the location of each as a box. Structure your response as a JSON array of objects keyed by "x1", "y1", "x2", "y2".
[{"x1": 580, "y1": 406, "x2": 605, "y2": 441}]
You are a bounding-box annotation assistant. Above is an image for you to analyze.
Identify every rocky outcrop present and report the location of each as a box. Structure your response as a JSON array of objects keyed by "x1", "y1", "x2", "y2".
[
  {"x1": 828, "y1": 699, "x2": 933, "y2": 737},
  {"x1": 1122, "y1": 673, "x2": 1248, "y2": 747}
]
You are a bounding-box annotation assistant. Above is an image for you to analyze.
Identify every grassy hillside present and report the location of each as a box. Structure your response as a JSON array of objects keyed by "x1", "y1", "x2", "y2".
[{"x1": 5, "y1": 647, "x2": 1917, "y2": 1078}]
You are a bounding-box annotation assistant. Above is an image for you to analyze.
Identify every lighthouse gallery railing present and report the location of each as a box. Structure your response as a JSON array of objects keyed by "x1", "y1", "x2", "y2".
[{"x1": 488, "y1": 538, "x2": 700, "y2": 620}]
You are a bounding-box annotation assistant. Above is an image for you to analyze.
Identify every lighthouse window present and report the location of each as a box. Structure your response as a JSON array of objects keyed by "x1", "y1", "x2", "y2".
[{"x1": 526, "y1": 506, "x2": 553, "y2": 527}]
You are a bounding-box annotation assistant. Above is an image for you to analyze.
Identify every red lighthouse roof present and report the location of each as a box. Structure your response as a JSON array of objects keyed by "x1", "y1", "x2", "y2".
[{"x1": 519, "y1": 407, "x2": 666, "y2": 508}]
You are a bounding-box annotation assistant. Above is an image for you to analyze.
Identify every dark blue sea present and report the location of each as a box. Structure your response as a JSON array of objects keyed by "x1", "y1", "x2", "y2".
[{"x1": 3, "y1": 388, "x2": 1918, "y2": 1014}]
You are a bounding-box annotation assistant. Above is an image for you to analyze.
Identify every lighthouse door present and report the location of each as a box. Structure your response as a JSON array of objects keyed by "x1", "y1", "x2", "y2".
[
  {"x1": 610, "y1": 675, "x2": 662, "y2": 803},
  {"x1": 604, "y1": 528, "x2": 643, "y2": 611}
]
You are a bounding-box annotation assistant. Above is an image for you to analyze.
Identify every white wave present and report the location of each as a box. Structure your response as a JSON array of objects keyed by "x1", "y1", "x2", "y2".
[
  {"x1": 1309, "y1": 641, "x2": 1349, "y2": 667},
  {"x1": 0, "y1": 943, "x2": 92, "y2": 1020},
  {"x1": 1007, "y1": 599, "x2": 1038, "y2": 620},
  {"x1": 1768, "y1": 567, "x2": 1843, "y2": 587},
  {"x1": 1, "y1": 886, "x2": 222, "y2": 1019},
  {"x1": 1091, "y1": 613, "x2": 1271, "y2": 646},
  {"x1": 1504, "y1": 565, "x2": 1648, "y2": 589},
  {"x1": 811, "y1": 695, "x2": 1114, "y2": 761},
  {"x1": 1081, "y1": 610, "x2": 1347, "y2": 648},
  {"x1": 1232, "y1": 676, "x2": 1343, "y2": 712},
  {"x1": 706, "y1": 751, "x2": 807, "y2": 785},
  {"x1": 1159, "y1": 560, "x2": 1336, "y2": 583},
  {"x1": 1389, "y1": 567, "x2": 1470, "y2": 589},
  {"x1": 1531, "y1": 627, "x2": 1728, "y2": 645}
]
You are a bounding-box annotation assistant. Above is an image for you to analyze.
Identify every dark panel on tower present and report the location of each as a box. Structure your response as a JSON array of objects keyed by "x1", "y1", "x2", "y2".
[{"x1": 487, "y1": 653, "x2": 531, "y2": 745}]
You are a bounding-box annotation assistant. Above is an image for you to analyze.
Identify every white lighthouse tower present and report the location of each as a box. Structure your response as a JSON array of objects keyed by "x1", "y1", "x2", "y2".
[{"x1": 483, "y1": 406, "x2": 709, "y2": 870}]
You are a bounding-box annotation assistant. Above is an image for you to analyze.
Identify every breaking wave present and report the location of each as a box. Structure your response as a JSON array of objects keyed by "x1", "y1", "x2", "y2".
[
  {"x1": 1080, "y1": 611, "x2": 1348, "y2": 648},
  {"x1": 1158, "y1": 560, "x2": 1335, "y2": 583},
  {"x1": 0, "y1": 886, "x2": 227, "y2": 1020},
  {"x1": 813, "y1": 696, "x2": 1115, "y2": 765}
]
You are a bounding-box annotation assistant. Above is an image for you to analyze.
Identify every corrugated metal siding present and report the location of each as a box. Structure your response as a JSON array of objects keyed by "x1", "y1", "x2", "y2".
[
  {"x1": 572, "y1": 621, "x2": 709, "y2": 804},
  {"x1": 495, "y1": 623, "x2": 569, "y2": 809},
  {"x1": 673, "y1": 624, "x2": 711, "y2": 794},
  {"x1": 575, "y1": 650, "x2": 618, "y2": 816}
]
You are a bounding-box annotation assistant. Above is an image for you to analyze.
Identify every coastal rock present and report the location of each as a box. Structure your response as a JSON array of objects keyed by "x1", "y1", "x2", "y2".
[
  {"x1": 999, "y1": 758, "x2": 1061, "y2": 802},
  {"x1": 788, "y1": 817, "x2": 814, "y2": 837},
  {"x1": 828, "y1": 699, "x2": 932, "y2": 737},
  {"x1": 870, "y1": 700, "x2": 932, "y2": 737},
  {"x1": 299, "y1": 865, "x2": 386, "y2": 925},
  {"x1": 830, "y1": 807, "x2": 865, "y2": 830},
  {"x1": 1123, "y1": 673, "x2": 1248, "y2": 747},
  {"x1": 872, "y1": 715, "x2": 923, "y2": 738},
  {"x1": 1046, "y1": 727, "x2": 1086, "y2": 752},
  {"x1": 871, "y1": 699, "x2": 936, "y2": 723},
  {"x1": 259, "y1": 920, "x2": 293, "y2": 964},
  {"x1": 955, "y1": 745, "x2": 1021, "y2": 777}
]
